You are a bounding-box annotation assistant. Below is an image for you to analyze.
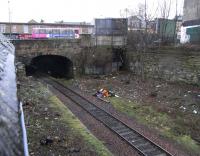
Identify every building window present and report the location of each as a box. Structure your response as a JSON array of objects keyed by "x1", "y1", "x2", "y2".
[
  {"x1": 23, "y1": 25, "x2": 29, "y2": 33},
  {"x1": 0, "y1": 24, "x2": 6, "y2": 33},
  {"x1": 12, "y1": 25, "x2": 17, "y2": 33}
]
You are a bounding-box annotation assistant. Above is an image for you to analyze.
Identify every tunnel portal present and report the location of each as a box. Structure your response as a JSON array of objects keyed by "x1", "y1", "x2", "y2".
[{"x1": 26, "y1": 55, "x2": 73, "y2": 78}]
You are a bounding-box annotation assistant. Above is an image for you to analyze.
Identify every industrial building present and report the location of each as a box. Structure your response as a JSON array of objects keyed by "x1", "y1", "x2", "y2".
[
  {"x1": 155, "y1": 18, "x2": 177, "y2": 42},
  {"x1": 94, "y1": 18, "x2": 128, "y2": 72},
  {"x1": 95, "y1": 18, "x2": 128, "y2": 46},
  {"x1": 181, "y1": 0, "x2": 200, "y2": 43}
]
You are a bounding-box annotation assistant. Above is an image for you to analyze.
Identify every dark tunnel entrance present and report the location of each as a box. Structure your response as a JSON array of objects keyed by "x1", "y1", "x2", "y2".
[
  {"x1": 112, "y1": 47, "x2": 126, "y2": 71},
  {"x1": 26, "y1": 55, "x2": 73, "y2": 79}
]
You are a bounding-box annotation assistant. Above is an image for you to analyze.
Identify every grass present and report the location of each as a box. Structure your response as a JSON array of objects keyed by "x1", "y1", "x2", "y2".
[
  {"x1": 49, "y1": 96, "x2": 112, "y2": 156},
  {"x1": 108, "y1": 97, "x2": 171, "y2": 129},
  {"x1": 177, "y1": 135, "x2": 200, "y2": 153},
  {"x1": 108, "y1": 97, "x2": 200, "y2": 154},
  {"x1": 20, "y1": 79, "x2": 112, "y2": 155},
  {"x1": 46, "y1": 78, "x2": 200, "y2": 154}
]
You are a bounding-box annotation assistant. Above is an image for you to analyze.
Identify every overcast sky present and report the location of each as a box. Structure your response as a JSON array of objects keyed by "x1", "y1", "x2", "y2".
[{"x1": 0, "y1": 0, "x2": 184, "y2": 23}]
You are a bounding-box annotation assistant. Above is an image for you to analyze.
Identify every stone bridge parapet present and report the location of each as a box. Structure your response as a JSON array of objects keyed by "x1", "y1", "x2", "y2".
[{"x1": 13, "y1": 39, "x2": 82, "y2": 64}]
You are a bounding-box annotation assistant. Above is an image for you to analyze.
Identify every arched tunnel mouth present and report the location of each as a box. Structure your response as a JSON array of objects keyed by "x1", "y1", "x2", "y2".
[{"x1": 25, "y1": 55, "x2": 74, "y2": 79}]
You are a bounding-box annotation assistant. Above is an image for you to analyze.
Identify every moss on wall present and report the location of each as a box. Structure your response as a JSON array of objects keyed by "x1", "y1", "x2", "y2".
[{"x1": 127, "y1": 48, "x2": 200, "y2": 85}]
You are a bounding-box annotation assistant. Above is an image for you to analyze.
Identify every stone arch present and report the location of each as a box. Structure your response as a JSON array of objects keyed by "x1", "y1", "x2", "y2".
[{"x1": 26, "y1": 54, "x2": 74, "y2": 78}]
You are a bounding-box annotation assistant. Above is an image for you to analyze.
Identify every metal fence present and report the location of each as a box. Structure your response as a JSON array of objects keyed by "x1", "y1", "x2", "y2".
[
  {"x1": 0, "y1": 33, "x2": 25, "y2": 156},
  {"x1": 0, "y1": 33, "x2": 15, "y2": 53}
]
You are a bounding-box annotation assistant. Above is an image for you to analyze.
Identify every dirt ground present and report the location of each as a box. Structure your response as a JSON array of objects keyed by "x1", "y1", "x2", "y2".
[
  {"x1": 17, "y1": 66, "x2": 200, "y2": 155},
  {"x1": 63, "y1": 71, "x2": 200, "y2": 155},
  {"x1": 17, "y1": 75, "x2": 112, "y2": 156}
]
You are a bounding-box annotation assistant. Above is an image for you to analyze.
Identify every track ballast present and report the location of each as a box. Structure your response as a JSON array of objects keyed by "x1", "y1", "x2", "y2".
[{"x1": 42, "y1": 77, "x2": 173, "y2": 156}]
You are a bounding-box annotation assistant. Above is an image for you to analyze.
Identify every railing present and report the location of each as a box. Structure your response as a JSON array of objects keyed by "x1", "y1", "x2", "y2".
[
  {"x1": 0, "y1": 33, "x2": 28, "y2": 156},
  {"x1": 0, "y1": 33, "x2": 15, "y2": 78},
  {"x1": 0, "y1": 33, "x2": 15, "y2": 54}
]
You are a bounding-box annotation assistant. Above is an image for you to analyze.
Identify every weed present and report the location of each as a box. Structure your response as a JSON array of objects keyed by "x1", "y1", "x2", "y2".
[
  {"x1": 49, "y1": 96, "x2": 112, "y2": 156},
  {"x1": 108, "y1": 97, "x2": 200, "y2": 154}
]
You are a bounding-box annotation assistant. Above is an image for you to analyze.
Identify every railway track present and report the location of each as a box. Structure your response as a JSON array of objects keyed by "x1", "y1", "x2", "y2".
[{"x1": 42, "y1": 77, "x2": 173, "y2": 156}]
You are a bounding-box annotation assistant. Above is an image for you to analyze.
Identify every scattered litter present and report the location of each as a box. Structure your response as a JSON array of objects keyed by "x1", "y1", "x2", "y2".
[
  {"x1": 40, "y1": 136, "x2": 53, "y2": 145},
  {"x1": 54, "y1": 112, "x2": 61, "y2": 117},
  {"x1": 54, "y1": 136, "x2": 61, "y2": 142},
  {"x1": 180, "y1": 106, "x2": 186, "y2": 110},
  {"x1": 93, "y1": 88, "x2": 116, "y2": 98},
  {"x1": 67, "y1": 147, "x2": 81, "y2": 154},
  {"x1": 149, "y1": 92, "x2": 158, "y2": 97},
  {"x1": 156, "y1": 85, "x2": 162, "y2": 88},
  {"x1": 184, "y1": 94, "x2": 187, "y2": 97},
  {"x1": 187, "y1": 91, "x2": 191, "y2": 93},
  {"x1": 112, "y1": 77, "x2": 116, "y2": 79},
  {"x1": 23, "y1": 102, "x2": 31, "y2": 106},
  {"x1": 193, "y1": 110, "x2": 198, "y2": 114},
  {"x1": 124, "y1": 80, "x2": 130, "y2": 84},
  {"x1": 115, "y1": 95, "x2": 119, "y2": 97}
]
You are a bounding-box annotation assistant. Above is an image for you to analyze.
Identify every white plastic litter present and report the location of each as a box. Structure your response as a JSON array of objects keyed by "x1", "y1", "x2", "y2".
[
  {"x1": 180, "y1": 106, "x2": 186, "y2": 110},
  {"x1": 193, "y1": 110, "x2": 198, "y2": 114},
  {"x1": 156, "y1": 85, "x2": 161, "y2": 88}
]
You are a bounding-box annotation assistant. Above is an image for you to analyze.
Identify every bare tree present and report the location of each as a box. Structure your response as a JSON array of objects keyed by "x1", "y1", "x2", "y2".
[
  {"x1": 121, "y1": 2, "x2": 160, "y2": 80},
  {"x1": 159, "y1": 0, "x2": 172, "y2": 19},
  {"x1": 121, "y1": 0, "x2": 177, "y2": 80}
]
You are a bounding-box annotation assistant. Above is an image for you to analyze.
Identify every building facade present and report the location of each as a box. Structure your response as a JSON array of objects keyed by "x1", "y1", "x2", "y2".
[
  {"x1": 0, "y1": 21, "x2": 94, "y2": 39},
  {"x1": 95, "y1": 18, "x2": 128, "y2": 46},
  {"x1": 183, "y1": 0, "x2": 200, "y2": 24},
  {"x1": 181, "y1": 0, "x2": 200, "y2": 43},
  {"x1": 156, "y1": 18, "x2": 178, "y2": 42}
]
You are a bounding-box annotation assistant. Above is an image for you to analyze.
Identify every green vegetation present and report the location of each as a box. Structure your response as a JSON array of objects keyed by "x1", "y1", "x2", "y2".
[
  {"x1": 184, "y1": 56, "x2": 200, "y2": 70},
  {"x1": 108, "y1": 97, "x2": 200, "y2": 154},
  {"x1": 18, "y1": 82, "x2": 52, "y2": 109},
  {"x1": 177, "y1": 135, "x2": 200, "y2": 153},
  {"x1": 49, "y1": 96, "x2": 112, "y2": 156},
  {"x1": 19, "y1": 77, "x2": 112, "y2": 155}
]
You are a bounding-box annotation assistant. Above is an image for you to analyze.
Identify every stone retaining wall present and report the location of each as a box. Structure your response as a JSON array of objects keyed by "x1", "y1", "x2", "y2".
[{"x1": 128, "y1": 48, "x2": 200, "y2": 85}]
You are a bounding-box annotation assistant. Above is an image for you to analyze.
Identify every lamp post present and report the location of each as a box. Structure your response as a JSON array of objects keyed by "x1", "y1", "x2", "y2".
[
  {"x1": 144, "y1": 0, "x2": 147, "y2": 33},
  {"x1": 8, "y1": 0, "x2": 11, "y2": 39},
  {"x1": 174, "y1": 0, "x2": 178, "y2": 45},
  {"x1": 125, "y1": 8, "x2": 128, "y2": 18}
]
